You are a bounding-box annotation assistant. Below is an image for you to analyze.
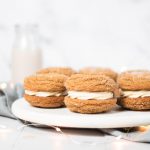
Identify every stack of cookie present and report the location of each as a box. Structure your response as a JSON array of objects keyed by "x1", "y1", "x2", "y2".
[
  {"x1": 117, "y1": 70, "x2": 150, "y2": 110},
  {"x1": 23, "y1": 66, "x2": 150, "y2": 114},
  {"x1": 64, "y1": 74, "x2": 118, "y2": 113},
  {"x1": 79, "y1": 67, "x2": 117, "y2": 81},
  {"x1": 24, "y1": 67, "x2": 75, "y2": 108}
]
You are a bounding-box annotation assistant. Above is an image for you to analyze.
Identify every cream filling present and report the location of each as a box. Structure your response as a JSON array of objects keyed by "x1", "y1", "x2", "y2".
[
  {"x1": 68, "y1": 91, "x2": 113, "y2": 100},
  {"x1": 25, "y1": 90, "x2": 66, "y2": 97},
  {"x1": 122, "y1": 91, "x2": 150, "y2": 98}
]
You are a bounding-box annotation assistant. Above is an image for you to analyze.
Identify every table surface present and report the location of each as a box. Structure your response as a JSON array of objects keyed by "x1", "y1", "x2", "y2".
[{"x1": 0, "y1": 116, "x2": 150, "y2": 150}]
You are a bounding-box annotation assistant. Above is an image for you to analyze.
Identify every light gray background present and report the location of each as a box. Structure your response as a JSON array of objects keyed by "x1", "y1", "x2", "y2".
[{"x1": 0, "y1": 0, "x2": 150, "y2": 81}]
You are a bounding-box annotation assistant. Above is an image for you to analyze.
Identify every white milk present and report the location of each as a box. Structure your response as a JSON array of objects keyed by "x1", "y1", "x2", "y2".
[
  {"x1": 11, "y1": 24, "x2": 42, "y2": 84},
  {"x1": 11, "y1": 49, "x2": 42, "y2": 83}
]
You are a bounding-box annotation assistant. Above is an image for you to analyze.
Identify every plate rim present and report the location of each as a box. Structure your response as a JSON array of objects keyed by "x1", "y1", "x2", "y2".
[{"x1": 12, "y1": 98, "x2": 150, "y2": 128}]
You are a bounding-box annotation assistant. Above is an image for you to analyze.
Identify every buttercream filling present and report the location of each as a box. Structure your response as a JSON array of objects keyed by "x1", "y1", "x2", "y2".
[
  {"x1": 25, "y1": 90, "x2": 66, "y2": 97},
  {"x1": 68, "y1": 91, "x2": 113, "y2": 100},
  {"x1": 122, "y1": 91, "x2": 150, "y2": 98}
]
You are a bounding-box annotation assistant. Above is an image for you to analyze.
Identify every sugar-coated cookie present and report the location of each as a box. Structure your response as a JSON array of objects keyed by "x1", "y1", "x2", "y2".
[
  {"x1": 64, "y1": 74, "x2": 118, "y2": 114},
  {"x1": 79, "y1": 67, "x2": 117, "y2": 80},
  {"x1": 24, "y1": 73, "x2": 67, "y2": 108},
  {"x1": 117, "y1": 70, "x2": 150, "y2": 110},
  {"x1": 36, "y1": 67, "x2": 76, "y2": 76}
]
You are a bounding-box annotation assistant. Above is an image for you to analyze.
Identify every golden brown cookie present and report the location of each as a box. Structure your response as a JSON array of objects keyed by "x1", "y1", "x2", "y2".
[
  {"x1": 24, "y1": 94, "x2": 64, "y2": 108},
  {"x1": 117, "y1": 70, "x2": 150, "y2": 90},
  {"x1": 65, "y1": 97, "x2": 117, "y2": 114},
  {"x1": 24, "y1": 73, "x2": 67, "y2": 92},
  {"x1": 117, "y1": 97, "x2": 150, "y2": 110},
  {"x1": 65, "y1": 74, "x2": 117, "y2": 92},
  {"x1": 79, "y1": 67, "x2": 117, "y2": 80},
  {"x1": 117, "y1": 70, "x2": 150, "y2": 110},
  {"x1": 64, "y1": 74, "x2": 118, "y2": 114},
  {"x1": 24, "y1": 73, "x2": 67, "y2": 108},
  {"x1": 36, "y1": 67, "x2": 76, "y2": 76}
]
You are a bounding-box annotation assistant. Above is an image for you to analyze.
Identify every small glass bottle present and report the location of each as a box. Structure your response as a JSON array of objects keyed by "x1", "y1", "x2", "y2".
[{"x1": 11, "y1": 24, "x2": 42, "y2": 84}]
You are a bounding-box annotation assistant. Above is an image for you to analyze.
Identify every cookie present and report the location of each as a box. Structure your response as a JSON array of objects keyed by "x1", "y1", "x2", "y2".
[
  {"x1": 79, "y1": 67, "x2": 117, "y2": 80},
  {"x1": 36, "y1": 67, "x2": 76, "y2": 76},
  {"x1": 117, "y1": 70, "x2": 150, "y2": 110},
  {"x1": 64, "y1": 74, "x2": 118, "y2": 114},
  {"x1": 24, "y1": 73, "x2": 67, "y2": 108}
]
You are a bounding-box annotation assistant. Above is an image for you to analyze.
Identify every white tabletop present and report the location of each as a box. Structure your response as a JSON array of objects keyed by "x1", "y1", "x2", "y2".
[{"x1": 0, "y1": 116, "x2": 150, "y2": 150}]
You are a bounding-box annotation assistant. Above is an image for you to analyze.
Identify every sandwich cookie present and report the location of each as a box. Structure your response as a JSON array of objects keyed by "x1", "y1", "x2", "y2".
[
  {"x1": 117, "y1": 70, "x2": 150, "y2": 110},
  {"x1": 36, "y1": 67, "x2": 76, "y2": 76},
  {"x1": 24, "y1": 73, "x2": 67, "y2": 108},
  {"x1": 64, "y1": 74, "x2": 118, "y2": 114},
  {"x1": 79, "y1": 67, "x2": 117, "y2": 80}
]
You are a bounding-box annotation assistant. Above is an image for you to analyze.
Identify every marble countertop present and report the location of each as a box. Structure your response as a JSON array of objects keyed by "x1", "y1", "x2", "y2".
[{"x1": 0, "y1": 116, "x2": 150, "y2": 150}]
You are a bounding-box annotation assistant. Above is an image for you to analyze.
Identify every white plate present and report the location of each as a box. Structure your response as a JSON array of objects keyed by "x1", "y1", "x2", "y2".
[{"x1": 12, "y1": 98, "x2": 150, "y2": 128}]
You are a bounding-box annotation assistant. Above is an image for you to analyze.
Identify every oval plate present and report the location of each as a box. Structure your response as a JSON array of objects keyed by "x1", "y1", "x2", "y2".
[{"x1": 12, "y1": 98, "x2": 150, "y2": 128}]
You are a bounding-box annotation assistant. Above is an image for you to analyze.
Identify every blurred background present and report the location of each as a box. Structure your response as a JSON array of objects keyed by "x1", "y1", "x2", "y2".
[{"x1": 0, "y1": 0, "x2": 150, "y2": 81}]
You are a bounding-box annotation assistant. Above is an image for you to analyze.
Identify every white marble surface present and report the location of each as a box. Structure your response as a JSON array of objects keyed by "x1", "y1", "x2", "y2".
[
  {"x1": 0, "y1": 0, "x2": 150, "y2": 81},
  {"x1": 0, "y1": 116, "x2": 150, "y2": 150}
]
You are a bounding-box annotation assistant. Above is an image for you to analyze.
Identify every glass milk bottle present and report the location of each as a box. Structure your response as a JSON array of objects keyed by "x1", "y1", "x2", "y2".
[{"x1": 11, "y1": 24, "x2": 42, "y2": 84}]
